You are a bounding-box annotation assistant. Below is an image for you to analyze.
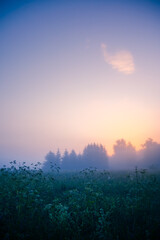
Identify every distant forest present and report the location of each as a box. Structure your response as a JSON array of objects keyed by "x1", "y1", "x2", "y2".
[{"x1": 43, "y1": 138, "x2": 160, "y2": 171}]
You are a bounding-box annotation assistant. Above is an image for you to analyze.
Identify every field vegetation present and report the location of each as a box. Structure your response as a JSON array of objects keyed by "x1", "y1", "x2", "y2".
[{"x1": 0, "y1": 161, "x2": 160, "y2": 240}]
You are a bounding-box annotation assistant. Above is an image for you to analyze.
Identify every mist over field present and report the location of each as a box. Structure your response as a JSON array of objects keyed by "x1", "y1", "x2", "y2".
[
  {"x1": 1, "y1": 0, "x2": 160, "y2": 239},
  {"x1": 41, "y1": 138, "x2": 160, "y2": 172},
  {"x1": 1, "y1": 138, "x2": 160, "y2": 171}
]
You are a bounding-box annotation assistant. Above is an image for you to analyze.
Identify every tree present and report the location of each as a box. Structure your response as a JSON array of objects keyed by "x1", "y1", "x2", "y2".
[
  {"x1": 55, "y1": 149, "x2": 61, "y2": 166},
  {"x1": 110, "y1": 139, "x2": 137, "y2": 169},
  {"x1": 140, "y1": 138, "x2": 160, "y2": 168},
  {"x1": 43, "y1": 150, "x2": 61, "y2": 172},
  {"x1": 82, "y1": 143, "x2": 108, "y2": 169},
  {"x1": 61, "y1": 150, "x2": 78, "y2": 170},
  {"x1": 69, "y1": 150, "x2": 78, "y2": 169},
  {"x1": 61, "y1": 149, "x2": 70, "y2": 170}
]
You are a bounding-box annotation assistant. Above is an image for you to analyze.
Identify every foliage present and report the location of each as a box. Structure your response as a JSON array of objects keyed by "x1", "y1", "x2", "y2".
[{"x1": 0, "y1": 162, "x2": 160, "y2": 240}]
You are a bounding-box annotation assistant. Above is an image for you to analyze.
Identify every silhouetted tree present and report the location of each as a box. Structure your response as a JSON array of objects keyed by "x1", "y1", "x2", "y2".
[
  {"x1": 43, "y1": 151, "x2": 56, "y2": 172},
  {"x1": 61, "y1": 149, "x2": 70, "y2": 170},
  {"x1": 69, "y1": 150, "x2": 78, "y2": 169},
  {"x1": 140, "y1": 138, "x2": 160, "y2": 168},
  {"x1": 61, "y1": 150, "x2": 79, "y2": 170},
  {"x1": 43, "y1": 150, "x2": 61, "y2": 172},
  {"x1": 110, "y1": 139, "x2": 137, "y2": 169},
  {"x1": 60, "y1": 144, "x2": 108, "y2": 170},
  {"x1": 82, "y1": 143, "x2": 108, "y2": 169},
  {"x1": 55, "y1": 149, "x2": 61, "y2": 165}
]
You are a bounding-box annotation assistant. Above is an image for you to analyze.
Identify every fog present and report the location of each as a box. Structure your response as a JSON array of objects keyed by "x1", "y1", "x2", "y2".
[
  {"x1": 1, "y1": 139, "x2": 160, "y2": 170},
  {"x1": 42, "y1": 138, "x2": 160, "y2": 172}
]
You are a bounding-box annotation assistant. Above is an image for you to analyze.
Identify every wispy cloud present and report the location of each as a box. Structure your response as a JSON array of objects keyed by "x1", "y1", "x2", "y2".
[{"x1": 101, "y1": 43, "x2": 135, "y2": 75}]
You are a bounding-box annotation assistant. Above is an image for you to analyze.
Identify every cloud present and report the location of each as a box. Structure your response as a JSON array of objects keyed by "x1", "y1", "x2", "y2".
[{"x1": 101, "y1": 43, "x2": 135, "y2": 75}]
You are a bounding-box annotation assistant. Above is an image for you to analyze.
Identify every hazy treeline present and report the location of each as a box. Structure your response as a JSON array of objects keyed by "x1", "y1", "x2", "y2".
[
  {"x1": 43, "y1": 144, "x2": 108, "y2": 171},
  {"x1": 43, "y1": 139, "x2": 160, "y2": 171},
  {"x1": 110, "y1": 138, "x2": 160, "y2": 170}
]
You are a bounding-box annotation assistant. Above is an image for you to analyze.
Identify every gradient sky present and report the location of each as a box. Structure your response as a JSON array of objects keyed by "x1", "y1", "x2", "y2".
[{"x1": 0, "y1": 0, "x2": 160, "y2": 164}]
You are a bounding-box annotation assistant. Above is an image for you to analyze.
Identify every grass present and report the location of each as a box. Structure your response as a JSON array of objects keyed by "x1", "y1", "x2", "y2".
[{"x1": 0, "y1": 162, "x2": 160, "y2": 240}]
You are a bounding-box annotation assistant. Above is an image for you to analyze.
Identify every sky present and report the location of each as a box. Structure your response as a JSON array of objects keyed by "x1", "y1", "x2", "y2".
[{"x1": 0, "y1": 0, "x2": 160, "y2": 164}]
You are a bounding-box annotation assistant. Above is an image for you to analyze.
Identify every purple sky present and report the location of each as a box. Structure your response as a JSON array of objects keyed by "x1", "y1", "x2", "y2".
[{"x1": 0, "y1": 0, "x2": 160, "y2": 164}]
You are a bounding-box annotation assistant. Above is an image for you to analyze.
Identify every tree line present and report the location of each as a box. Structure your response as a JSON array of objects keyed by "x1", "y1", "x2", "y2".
[
  {"x1": 43, "y1": 143, "x2": 108, "y2": 171},
  {"x1": 43, "y1": 139, "x2": 160, "y2": 171}
]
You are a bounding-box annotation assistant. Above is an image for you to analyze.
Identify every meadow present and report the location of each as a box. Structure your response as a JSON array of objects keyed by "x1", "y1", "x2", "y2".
[{"x1": 0, "y1": 162, "x2": 160, "y2": 240}]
